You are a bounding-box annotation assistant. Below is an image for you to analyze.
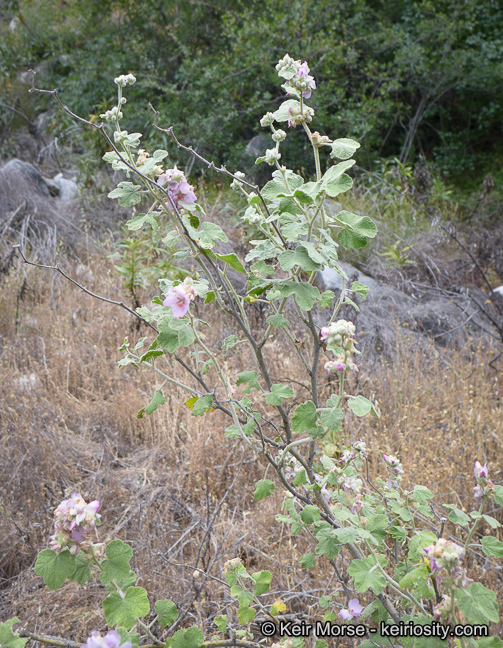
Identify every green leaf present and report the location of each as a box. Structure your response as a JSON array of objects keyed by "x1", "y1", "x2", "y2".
[
  {"x1": 330, "y1": 138, "x2": 361, "y2": 160},
  {"x1": 336, "y1": 210, "x2": 378, "y2": 239},
  {"x1": 0, "y1": 619, "x2": 28, "y2": 648},
  {"x1": 252, "y1": 570, "x2": 273, "y2": 595},
  {"x1": 494, "y1": 485, "x2": 503, "y2": 506},
  {"x1": 292, "y1": 401, "x2": 318, "y2": 433},
  {"x1": 348, "y1": 555, "x2": 388, "y2": 594},
  {"x1": 116, "y1": 629, "x2": 140, "y2": 648},
  {"x1": 319, "y1": 408, "x2": 344, "y2": 430},
  {"x1": 236, "y1": 370, "x2": 260, "y2": 393},
  {"x1": 155, "y1": 599, "x2": 179, "y2": 627},
  {"x1": 254, "y1": 479, "x2": 275, "y2": 501},
  {"x1": 103, "y1": 587, "x2": 150, "y2": 630},
  {"x1": 272, "y1": 99, "x2": 301, "y2": 123},
  {"x1": 351, "y1": 281, "x2": 369, "y2": 299},
  {"x1": 413, "y1": 485, "x2": 434, "y2": 504},
  {"x1": 319, "y1": 290, "x2": 335, "y2": 308},
  {"x1": 126, "y1": 212, "x2": 159, "y2": 231},
  {"x1": 399, "y1": 564, "x2": 434, "y2": 599},
  {"x1": 137, "y1": 389, "x2": 165, "y2": 418},
  {"x1": 171, "y1": 626, "x2": 204, "y2": 648},
  {"x1": 265, "y1": 384, "x2": 294, "y2": 405},
  {"x1": 481, "y1": 536, "x2": 503, "y2": 557},
  {"x1": 108, "y1": 182, "x2": 143, "y2": 207},
  {"x1": 477, "y1": 638, "x2": 503, "y2": 648},
  {"x1": 157, "y1": 318, "x2": 195, "y2": 353},
  {"x1": 276, "y1": 281, "x2": 321, "y2": 311},
  {"x1": 445, "y1": 505, "x2": 471, "y2": 527},
  {"x1": 70, "y1": 552, "x2": 92, "y2": 585},
  {"x1": 315, "y1": 525, "x2": 341, "y2": 559},
  {"x1": 190, "y1": 395, "x2": 214, "y2": 416},
  {"x1": 301, "y1": 505, "x2": 321, "y2": 525},
  {"x1": 299, "y1": 552, "x2": 316, "y2": 569},
  {"x1": 231, "y1": 583, "x2": 254, "y2": 607},
  {"x1": 334, "y1": 527, "x2": 361, "y2": 544},
  {"x1": 455, "y1": 582, "x2": 499, "y2": 624},
  {"x1": 237, "y1": 606, "x2": 257, "y2": 624},
  {"x1": 279, "y1": 247, "x2": 322, "y2": 272},
  {"x1": 483, "y1": 514, "x2": 501, "y2": 529},
  {"x1": 321, "y1": 160, "x2": 356, "y2": 193},
  {"x1": 408, "y1": 531, "x2": 438, "y2": 562},
  {"x1": 99, "y1": 540, "x2": 136, "y2": 587},
  {"x1": 34, "y1": 549, "x2": 76, "y2": 590},
  {"x1": 215, "y1": 253, "x2": 246, "y2": 274},
  {"x1": 347, "y1": 395, "x2": 373, "y2": 417},
  {"x1": 214, "y1": 615, "x2": 227, "y2": 634},
  {"x1": 293, "y1": 469, "x2": 307, "y2": 486},
  {"x1": 338, "y1": 229, "x2": 367, "y2": 250},
  {"x1": 266, "y1": 314, "x2": 290, "y2": 328}
]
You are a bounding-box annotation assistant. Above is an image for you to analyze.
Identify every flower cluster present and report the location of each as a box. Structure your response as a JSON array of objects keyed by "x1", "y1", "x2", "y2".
[
  {"x1": 82, "y1": 631, "x2": 132, "y2": 648},
  {"x1": 114, "y1": 74, "x2": 136, "y2": 87},
  {"x1": 287, "y1": 103, "x2": 314, "y2": 128},
  {"x1": 100, "y1": 106, "x2": 123, "y2": 123},
  {"x1": 321, "y1": 320, "x2": 360, "y2": 374},
  {"x1": 49, "y1": 493, "x2": 102, "y2": 556},
  {"x1": 275, "y1": 54, "x2": 316, "y2": 99},
  {"x1": 382, "y1": 454, "x2": 404, "y2": 488},
  {"x1": 338, "y1": 598, "x2": 363, "y2": 621},
  {"x1": 423, "y1": 538, "x2": 470, "y2": 587},
  {"x1": 163, "y1": 278, "x2": 198, "y2": 318},
  {"x1": 473, "y1": 460, "x2": 493, "y2": 500},
  {"x1": 157, "y1": 166, "x2": 197, "y2": 211},
  {"x1": 423, "y1": 538, "x2": 465, "y2": 572}
]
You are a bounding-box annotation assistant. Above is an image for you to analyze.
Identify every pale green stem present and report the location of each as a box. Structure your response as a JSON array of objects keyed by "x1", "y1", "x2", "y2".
[
  {"x1": 464, "y1": 497, "x2": 486, "y2": 550},
  {"x1": 128, "y1": 354, "x2": 200, "y2": 396},
  {"x1": 279, "y1": 436, "x2": 317, "y2": 465},
  {"x1": 302, "y1": 122, "x2": 322, "y2": 182}
]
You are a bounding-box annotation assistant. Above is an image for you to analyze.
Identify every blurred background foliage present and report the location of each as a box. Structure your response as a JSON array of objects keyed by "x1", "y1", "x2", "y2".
[{"x1": 0, "y1": 0, "x2": 502, "y2": 189}]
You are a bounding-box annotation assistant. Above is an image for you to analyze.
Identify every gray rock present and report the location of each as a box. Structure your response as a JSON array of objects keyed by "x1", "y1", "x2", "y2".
[
  {"x1": 52, "y1": 173, "x2": 79, "y2": 202},
  {"x1": 317, "y1": 261, "x2": 378, "y2": 293}
]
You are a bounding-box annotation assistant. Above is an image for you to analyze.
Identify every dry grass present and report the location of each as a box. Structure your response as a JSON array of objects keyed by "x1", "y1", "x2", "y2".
[{"x1": 0, "y1": 244, "x2": 502, "y2": 642}]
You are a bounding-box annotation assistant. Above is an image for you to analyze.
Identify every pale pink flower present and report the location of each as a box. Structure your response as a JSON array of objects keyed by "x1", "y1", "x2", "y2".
[
  {"x1": 157, "y1": 165, "x2": 197, "y2": 211},
  {"x1": 474, "y1": 461, "x2": 488, "y2": 479},
  {"x1": 163, "y1": 285, "x2": 191, "y2": 317},
  {"x1": 82, "y1": 630, "x2": 132, "y2": 648},
  {"x1": 339, "y1": 598, "x2": 363, "y2": 621}
]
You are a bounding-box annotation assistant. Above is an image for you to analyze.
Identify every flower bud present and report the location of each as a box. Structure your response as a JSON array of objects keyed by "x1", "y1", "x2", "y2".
[
  {"x1": 260, "y1": 112, "x2": 275, "y2": 127},
  {"x1": 272, "y1": 129, "x2": 286, "y2": 142},
  {"x1": 263, "y1": 148, "x2": 281, "y2": 165}
]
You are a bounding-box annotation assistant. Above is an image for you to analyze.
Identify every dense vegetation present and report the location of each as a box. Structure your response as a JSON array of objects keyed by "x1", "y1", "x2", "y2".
[{"x1": 1, "y1": 0, "x2": 503, "y2": 187}]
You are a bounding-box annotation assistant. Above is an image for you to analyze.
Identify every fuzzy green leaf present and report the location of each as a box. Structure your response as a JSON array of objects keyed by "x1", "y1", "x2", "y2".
[
  {"x1": 155, "y1": 599, "x2": 179, "y2": 627},
  {"x1": 34, "y1": 549, "x2": 76, "y2": 590},
  {"x1": 137, "y1": 389, "x2": 165, "y2": 418},
  {"x1": 254, "y1": 479, "x2": 275, "y2": 501},
  {"x1": 102, "y1": 587, "x2": 150, "y2": 630},
  {"x1": 108, "y1": 182, "x2": 143, "y2": 207}
]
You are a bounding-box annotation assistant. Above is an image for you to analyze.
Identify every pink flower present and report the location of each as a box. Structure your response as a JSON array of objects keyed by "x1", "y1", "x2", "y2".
[
  {"x1": 163, "y1": 285, "x2": 191, "y2": 317},
  {"x1": 157, "y1": 166, "x2": 197, "y2": 211},
  {"x1": 339, "y1": 598, "x2": 363, "y2": 621},
  {"x1": 82, "y1": 630, "x2": 131, "y2": 648},
  {"x1": 49, "y1": 493, "x2": 101, "y2": 555},
  {"x1": 474, "y1": 461, "x2": 488, "y2": 479},
  {"x1": 163, "y1": 279, "x2": 198, "y2": 318},
  {"x1": 320, "y1": 327, "x2": 329, "y2": 341},
  {"x1": 473, "y1": 484, "x2": 484, "y2": 500}
]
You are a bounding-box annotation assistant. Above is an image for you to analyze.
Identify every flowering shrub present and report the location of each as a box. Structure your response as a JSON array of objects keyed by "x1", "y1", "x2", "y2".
[{"x1": 4, "y1": 54, "x2": 503, "y2": 648}]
